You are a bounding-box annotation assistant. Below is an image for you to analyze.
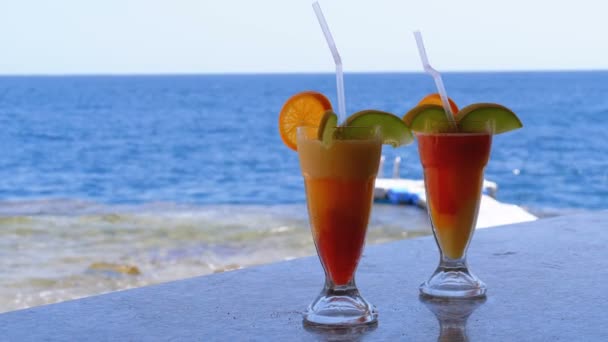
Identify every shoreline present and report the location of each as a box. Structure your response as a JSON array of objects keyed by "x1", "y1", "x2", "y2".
[
  {"x1": 0, "y1": 203, "x2": 429, "y2": 314},
  {"x1": 0, "y1": 201, "x2": 597, "y2": 313},
  {"x1": 0, "y1": 197, "x2": 584, "y2": 218}
]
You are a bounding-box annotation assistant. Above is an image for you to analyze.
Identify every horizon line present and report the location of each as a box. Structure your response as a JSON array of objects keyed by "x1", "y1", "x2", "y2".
[{"x1": 0, "y1": 68, "x2": 607, "y2": 77}]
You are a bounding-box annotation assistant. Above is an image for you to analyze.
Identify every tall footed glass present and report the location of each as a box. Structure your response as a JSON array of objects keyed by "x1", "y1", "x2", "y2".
[
  {"x1": 417, "y1": 132, "x2": 492, "y2": 299},
  {"x1": 297, "y1": 126, "x2": 380, "y2": 327}
]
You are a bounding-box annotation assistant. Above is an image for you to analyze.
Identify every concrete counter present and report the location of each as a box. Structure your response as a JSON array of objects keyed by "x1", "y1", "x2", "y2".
[{"x1": 1, "y1": 211, "x2": 607, "y2": 341}]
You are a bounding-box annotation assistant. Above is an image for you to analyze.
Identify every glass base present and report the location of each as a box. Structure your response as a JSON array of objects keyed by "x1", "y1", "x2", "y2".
[
  {"x1": 304, "y1": 285, "x2": 378, "y2": 327},
  {"x1": 420, "y1": 263, "x2": 486, "y2": 299}
]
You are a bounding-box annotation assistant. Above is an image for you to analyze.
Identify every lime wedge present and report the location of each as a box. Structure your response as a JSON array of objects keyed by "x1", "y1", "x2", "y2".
[
  {"x1": 344, "y1": 110, "x2": 414, "y2": 147},
  {"x1": 457, "y1": 103, "x2": 523, "y2": 134},
  {"x1": 317, "y1": 110, "x2": 338, "y2": 146},
  {"x1": 402, "y1": 104, "x2": 455, "y2": 133}
]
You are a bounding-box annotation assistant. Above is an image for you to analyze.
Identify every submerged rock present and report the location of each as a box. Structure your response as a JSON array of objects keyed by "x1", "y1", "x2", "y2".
[
  {"x1": 87, "y1": 263, "x2": 141, "y2": 276},
  {"x1": 212, "y1": 264, "x2": 241, "y2": 274}
]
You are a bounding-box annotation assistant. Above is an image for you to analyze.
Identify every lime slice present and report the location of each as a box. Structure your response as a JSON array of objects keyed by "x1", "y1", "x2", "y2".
[
  {"x1": 457, "y1": 103, "x2": 523, "y2": 134},
  {"x1": 402, "y1": 104, "x2": 455, "y2": 133},
  {"x1": 344, "y1": 110, "x2": 414, "y2": 147},
  {"x1": 317, "y1": 110, "x2": 338, "y2": 146}
]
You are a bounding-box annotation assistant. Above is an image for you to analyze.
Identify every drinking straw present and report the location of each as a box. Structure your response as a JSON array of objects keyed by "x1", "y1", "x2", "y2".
[
  {"x1": 312, "y1": 1, "x2": 346, "y2": 123},
  {"x1": 413, "y1": 31, "x2": 457, "y2": 129}
]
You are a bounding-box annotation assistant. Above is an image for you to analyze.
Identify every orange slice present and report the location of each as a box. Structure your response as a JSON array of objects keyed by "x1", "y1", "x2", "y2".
[
  {"x1": 418, "y1": 93, "x2": 459, "y2": 115},
  {"x1": 278, "y1": 91, "x2": 332, "y2": 151}
]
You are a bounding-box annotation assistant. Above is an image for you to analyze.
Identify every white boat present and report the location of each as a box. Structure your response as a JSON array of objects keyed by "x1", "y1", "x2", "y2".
[{"x1": 374, "y1": 156, "x2": 537, "y2": 228}]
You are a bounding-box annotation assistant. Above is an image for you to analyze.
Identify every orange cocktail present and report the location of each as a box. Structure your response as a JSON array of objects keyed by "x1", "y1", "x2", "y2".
[
  {"x1": 278, "y1": 90, "x2": 412, "y2": 326},
  {"x1": 297, "y1": 126, "x2": 381, "y2": 326},
  {"x1": 298, "y1": 130, "x2": 380, "y2": 285},
  {"x1": 417, "y1": 133, "x2": 492, "y2": 260}
]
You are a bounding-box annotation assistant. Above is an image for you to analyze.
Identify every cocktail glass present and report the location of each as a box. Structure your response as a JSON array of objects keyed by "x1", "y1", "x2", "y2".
[
  {"x1": 417, "y1": 132, "x2": 491, "y2": 299},
  {"x1": 297, "y1": 126, "x2": 380, "y2": 327}
]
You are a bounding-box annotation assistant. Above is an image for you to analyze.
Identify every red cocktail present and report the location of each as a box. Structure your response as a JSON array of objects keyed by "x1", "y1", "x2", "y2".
[
  {"x1": 405, "y1": 92, "x2": 522, "y2": 299},
  {"x1": 417, "y1": 132, "x2": 491, "y2": 298}
]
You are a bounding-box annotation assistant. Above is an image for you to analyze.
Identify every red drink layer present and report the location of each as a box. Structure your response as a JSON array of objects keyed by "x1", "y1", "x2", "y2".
[{"x1": 304, "y1": 177, "x2": 375, "y2": 285}]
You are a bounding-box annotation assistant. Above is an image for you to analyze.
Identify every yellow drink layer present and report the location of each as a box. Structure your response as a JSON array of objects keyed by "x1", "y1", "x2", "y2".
[{"x1": 297, "y1": 136, "x2": 381, "y2": 180}]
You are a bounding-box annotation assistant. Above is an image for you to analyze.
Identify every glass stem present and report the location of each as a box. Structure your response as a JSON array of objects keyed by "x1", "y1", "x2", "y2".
[
  {"x1": 322, "y1": 276, "x2": 358, "y2": 296},
  {"x1": 438, "y1": 256, "x2": 469, "y2": 273}
]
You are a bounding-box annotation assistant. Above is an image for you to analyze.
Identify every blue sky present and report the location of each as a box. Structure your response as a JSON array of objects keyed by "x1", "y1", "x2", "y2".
[{"x1": 0, "y1": 0, "x2": 606, "y2": 74}]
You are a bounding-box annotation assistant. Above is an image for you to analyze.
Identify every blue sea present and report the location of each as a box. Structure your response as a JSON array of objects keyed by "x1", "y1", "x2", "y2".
[
  {"x1": 2, "y1": 72, "x2": 607, "y2": 209},
  {"x1": 1, "y1": 72, "x2": 606, "y2": 312}
]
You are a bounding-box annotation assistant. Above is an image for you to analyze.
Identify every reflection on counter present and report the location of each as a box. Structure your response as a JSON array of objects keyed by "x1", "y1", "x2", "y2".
[{"x1": 420, "y1": 296, "x2": 486, "y2": 342}]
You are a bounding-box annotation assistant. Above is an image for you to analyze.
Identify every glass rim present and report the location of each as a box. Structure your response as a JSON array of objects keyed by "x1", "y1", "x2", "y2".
[
  {"x1": 296, "y1": 125, "x2": 381, "y2": 142},
  {"x1": 296, "y1": 125, "x2": 381, "y2": 131},
  {"x1": 414, "y1": 131, "x2": 492, "y2": 137}
]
